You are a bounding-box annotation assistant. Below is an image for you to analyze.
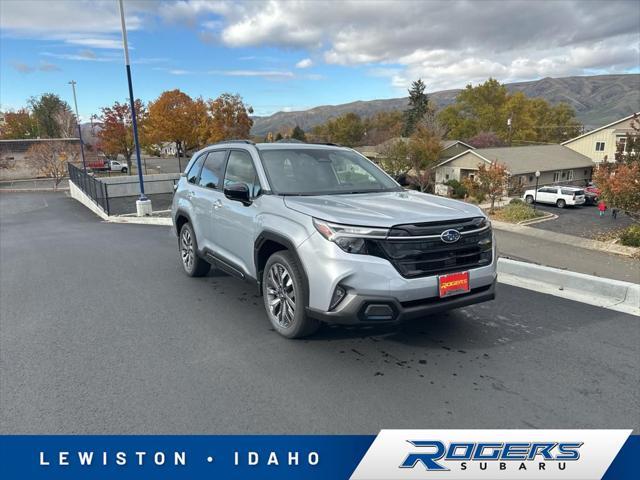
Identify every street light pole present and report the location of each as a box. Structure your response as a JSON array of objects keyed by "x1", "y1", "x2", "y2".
[
  {"x1": 68, "y1": 80, "x2": 87, "y2": 172},
  {"x1": 534, "y1": 170, "x2": 541, "y2": 211},
  {"x1": 118, "y1": 0, "x2": 151, "y2": 215}
]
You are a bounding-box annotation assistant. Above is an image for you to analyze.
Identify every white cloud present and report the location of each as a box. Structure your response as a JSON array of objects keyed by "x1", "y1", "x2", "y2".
[
  {"x1": 10, "y1": 60, "x2": 61, "y2": 73},
  {"x1": 0, "y1": 0, "x2": 147, "y2": 50},
  {"x1": 203, "y1": 0, "x2": 640, "y2": 89},
  {"x1": 11, "y1": 62, "x2": 35, "y2": 74},
  {"x1": 208, "y1": 69, "x2": 294, "y2": 78},
  {"x1": 3, "y1": 0, "x2": 638, "y2": 92},
  {"x1": 295, "y1": 58, "x2": 313, "y2": 69}
]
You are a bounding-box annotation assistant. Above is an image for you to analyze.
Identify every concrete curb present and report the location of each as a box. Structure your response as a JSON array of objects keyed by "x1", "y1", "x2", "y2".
[
  {"x1": 497, "y1": 257, "x2": 639, "y2": 316},
  {"x1": 492, "y1": 220, "x2": 638, "y2": 257},
  {"x1": 106, "y1": 216, "x2": 172, "y2": 226},
  {"x1": 518, "y1": 211, "x2": 557, "y2": 226},
  {"x1": 0, "y1": 188, "x2": 70, "y2": 193}
]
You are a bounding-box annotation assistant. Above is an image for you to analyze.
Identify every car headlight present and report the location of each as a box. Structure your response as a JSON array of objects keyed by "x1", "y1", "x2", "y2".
[{"x1": 312, "y1": 218, "x2": 388, "y2": 254}]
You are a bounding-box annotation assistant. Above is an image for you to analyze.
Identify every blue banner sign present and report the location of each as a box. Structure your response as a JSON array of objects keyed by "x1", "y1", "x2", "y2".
[{"x1": 0, "y1": 432, "x2": 637, "y2": 479}]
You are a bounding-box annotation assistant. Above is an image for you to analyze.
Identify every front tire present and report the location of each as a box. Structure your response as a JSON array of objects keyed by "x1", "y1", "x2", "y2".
[
  {"x1": 121, "y1": 167, "x2": 128, "y2": 173},
  {"x1": 179, "y1": 223, "x2": 210, "y2": 277},
  {"x1": 262, "y1": 251, "x2": 319, "y2": 338},
  {"x1": 557, "y1": 199, "x2": 566, "y2": 208},
  {"x1": 525, "y1": 195, "x2": 534, "y2": 204}
]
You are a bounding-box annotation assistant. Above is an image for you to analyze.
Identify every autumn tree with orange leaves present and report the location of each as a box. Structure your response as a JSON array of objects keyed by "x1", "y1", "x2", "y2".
[
  {"x1": 96, "y1": 100, "x2": 147, "y2": 171},
  {"x1": 0, "y1": 109, "x2": 38, "y2": 139},
  {"x1": 146, "y1": 90, "x2": 204, "y2": 164},
  {"x1": 464, "y1": 161, "x2": 509, "y2": 212},
  {"x1": 205, "y1": 93, "x2": 253, "y2": 143},
  {"x1": 594, "y1": 114, "x2": 640, "y2": 223}
]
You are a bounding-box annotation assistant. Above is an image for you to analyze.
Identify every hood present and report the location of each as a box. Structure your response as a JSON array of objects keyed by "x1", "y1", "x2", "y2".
[{"x1": 283, "y1": 190, "x2": 484, "y2": 227}]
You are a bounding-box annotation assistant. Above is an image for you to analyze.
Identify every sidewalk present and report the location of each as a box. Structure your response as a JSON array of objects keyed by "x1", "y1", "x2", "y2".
[{"x1": 496, "y1": 229, "x2": 639, "y2": 283}]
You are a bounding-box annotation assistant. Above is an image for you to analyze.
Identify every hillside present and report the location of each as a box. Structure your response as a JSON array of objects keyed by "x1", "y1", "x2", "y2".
[{"x1": 251, "y1": 74, "x2": 640, "y2": 136}]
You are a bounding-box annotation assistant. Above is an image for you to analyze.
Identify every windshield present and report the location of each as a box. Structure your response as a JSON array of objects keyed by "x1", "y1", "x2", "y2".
[{"x1": 258, "y1": 148, "x2": 401, "y2": 195}]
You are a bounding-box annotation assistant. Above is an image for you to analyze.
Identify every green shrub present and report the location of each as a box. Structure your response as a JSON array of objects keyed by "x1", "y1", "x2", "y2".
[
  {"x1": 445, "y1": 179, "x2": 467, "y2": 199},
  {"x1": 620, "y1": 225, "x2": 640, "y2": 247},
  {"x1": 493, "y1": 203, "x2": 543, "y2": 223},
  {"x1": 509, "y1": 198, "x2": 524, "y2": 205}
]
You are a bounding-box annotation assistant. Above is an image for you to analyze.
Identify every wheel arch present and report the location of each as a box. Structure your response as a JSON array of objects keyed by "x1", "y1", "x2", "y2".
[
  {"x1": 174, "y1": 209, "x2": 193, "y2": 236},
  {"x1": 254, "y1": 231, "x2": 309, "y2": 298}
]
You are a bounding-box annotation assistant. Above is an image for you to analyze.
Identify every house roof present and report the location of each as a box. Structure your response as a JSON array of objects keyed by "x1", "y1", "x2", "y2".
[
  {"x1": 561, "y1": 112, "x2": 639, "y2": 145},
  {"x1": 442, "y1": 139, "x2": 474, "y2": 151},
  {"x1": 437, "y1": 144, "x2": 593, "y2": 175},
  {"x1": 356, "y1": 138, "x2": 472, "y2": 158}
]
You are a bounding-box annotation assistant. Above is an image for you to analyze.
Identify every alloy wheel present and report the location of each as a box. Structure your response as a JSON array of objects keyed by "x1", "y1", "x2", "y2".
[
  {"x1": 266, "y1": 263, "x2": 296, "y2": 328},
  {"x1": 181, "y1": 228, "x2": 194, "y2": 271}
]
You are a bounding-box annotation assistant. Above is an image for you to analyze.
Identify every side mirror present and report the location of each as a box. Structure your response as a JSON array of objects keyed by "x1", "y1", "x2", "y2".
[{"x1": 224, "y1": 183, "x2": 252, "y2": 206}]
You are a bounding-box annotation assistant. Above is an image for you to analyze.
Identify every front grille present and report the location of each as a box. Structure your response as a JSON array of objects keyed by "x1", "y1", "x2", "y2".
[{"x1": 368, "y1": 218, "x2": 493, "y2": 278}]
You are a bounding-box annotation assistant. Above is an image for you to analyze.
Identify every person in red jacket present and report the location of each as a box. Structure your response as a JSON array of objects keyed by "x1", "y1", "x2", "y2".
[{"x1": 598, "y1": 200, "x2": 606, "y2": 217}]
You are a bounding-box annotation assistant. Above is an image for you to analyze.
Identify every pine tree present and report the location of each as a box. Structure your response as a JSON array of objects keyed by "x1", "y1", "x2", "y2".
[
  {"x1": 402, "y1": 79, "x2": 430, "y2": 137},
  {"x1": 291, "y1": 125, "x2": 306, "y2": 142}
]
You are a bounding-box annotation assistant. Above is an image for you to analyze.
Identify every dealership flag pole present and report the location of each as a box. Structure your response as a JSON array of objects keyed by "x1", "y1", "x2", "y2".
[{"x1": 118, "y1": 0, "x2": 152, "y2": 216}]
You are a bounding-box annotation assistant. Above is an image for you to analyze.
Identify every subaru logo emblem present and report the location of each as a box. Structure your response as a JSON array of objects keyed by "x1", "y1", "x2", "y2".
[{"x1": 440, "y1": 229, "x2": 461, "y2": 243}]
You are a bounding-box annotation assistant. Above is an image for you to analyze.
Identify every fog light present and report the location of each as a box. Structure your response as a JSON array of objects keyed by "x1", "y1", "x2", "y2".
[{"x1": 330, "y1": 286, "x2": 346, "y2": 310}]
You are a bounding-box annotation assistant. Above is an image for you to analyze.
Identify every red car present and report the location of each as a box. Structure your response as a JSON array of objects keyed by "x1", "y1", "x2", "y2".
[{"x1": 584, "y1": 183, "x2": 601, "y2": 205}]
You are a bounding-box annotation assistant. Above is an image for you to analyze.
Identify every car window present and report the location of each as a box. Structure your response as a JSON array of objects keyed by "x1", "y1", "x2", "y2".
[
  {"x1": 186, "y1": 154, "x2": 206, "y2": 184},
  {"x1": 259, "y1": 148, "x2": 399, "y2": 195},
  {"x1": 330, "y1": 153, "x2": 379, "y2": 185},
  {"x1": 224, "y1": 150, "x2": 261, "y2": 197},
  {"x1": 198, "y1": 150, "x2": 228, "y2": 189}
]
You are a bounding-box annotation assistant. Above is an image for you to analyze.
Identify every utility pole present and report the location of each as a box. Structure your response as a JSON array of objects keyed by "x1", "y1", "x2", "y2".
[
  {"x1": 507, "y1": 114, "x2": 513, "y2": 147},
  {"x1": 68, "y1": 81, "x2": 87, "y2": 172},
  {"x1": 118, "y1": 0, "x2": 151, "y2": 216}
]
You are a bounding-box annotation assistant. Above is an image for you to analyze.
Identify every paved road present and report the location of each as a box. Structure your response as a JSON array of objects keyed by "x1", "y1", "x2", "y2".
[
  {"x1": 530, "y1": 202, "x2": 633, "y2": 239},
  {"x1": 1, "y1": 192, "x2": 638, "y2": 434},
  {"x1": 495, "y1": 229, "x2": 640, "y2": 283}
]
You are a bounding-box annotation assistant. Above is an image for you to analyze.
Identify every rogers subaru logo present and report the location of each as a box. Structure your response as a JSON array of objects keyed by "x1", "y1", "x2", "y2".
[
  {"x1": 440, "y1": 229, "x2": 461, "y2": 243},
  {"x1": 399, "y1": 440, "x2": 583, "y2": 472}
]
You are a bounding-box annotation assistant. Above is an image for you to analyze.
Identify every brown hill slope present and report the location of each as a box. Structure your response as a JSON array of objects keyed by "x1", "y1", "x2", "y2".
[{"x1": 251, "y1": 74, "x2": 640, "y2": 136}]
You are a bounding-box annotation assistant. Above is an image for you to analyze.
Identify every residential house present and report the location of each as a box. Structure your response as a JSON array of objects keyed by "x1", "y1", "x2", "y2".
[
  {"x1": 562, "y1": 112, "x2": 639, "y2": 164},
  {"x1": 435, "y1": 144, "x2": 594, "y2": 195}
]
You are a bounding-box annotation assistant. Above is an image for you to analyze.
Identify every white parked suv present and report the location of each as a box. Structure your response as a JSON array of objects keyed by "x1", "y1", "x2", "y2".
[{"x1": 523, "y1": 186, "x2": 586, "y2": 208}]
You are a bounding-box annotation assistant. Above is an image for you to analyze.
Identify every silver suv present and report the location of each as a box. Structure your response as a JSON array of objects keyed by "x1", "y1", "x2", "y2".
[{"x1": 172, "y1": 141, "x2": 496, "y2": 338}]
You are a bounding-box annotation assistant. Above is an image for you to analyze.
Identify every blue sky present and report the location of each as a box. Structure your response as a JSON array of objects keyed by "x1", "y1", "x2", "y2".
[{"x1": 1, "y1": 0, "x2": 639, "y2": 121}]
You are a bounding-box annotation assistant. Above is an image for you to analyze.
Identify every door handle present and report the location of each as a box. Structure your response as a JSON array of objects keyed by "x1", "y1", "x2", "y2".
[{"x1": 212, "y1": 200, "x2": 223, "y2": 210}]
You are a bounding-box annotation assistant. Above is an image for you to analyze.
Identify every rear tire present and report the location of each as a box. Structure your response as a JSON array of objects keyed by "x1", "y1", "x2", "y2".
[
  {"x1": 262, "y1": 251, "x2": 319, "y2": 339},
  {"x1": 179, "y1": 223, "x2": 210, "y2": 277},
  {"x1": 557, "y1": 199, "x2": 566, "y2": 208},
  {"x1": 525, "y1": 195, "x2": 534, "y2": 204}
]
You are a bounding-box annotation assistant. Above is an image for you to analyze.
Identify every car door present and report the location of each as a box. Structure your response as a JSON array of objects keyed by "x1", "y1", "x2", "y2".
[
  {"x1": 192, "y1": 149, "x2": 229, "y2": 252},
  {"x1": 179, "y1": 153, "x2": 206, "y2": 241},
  {"x1": 213, "y1": 149, "x2": 262, "y2": 277},
  {"x1": 537, "y1": 187, "x2": 554, "y2": 204}
]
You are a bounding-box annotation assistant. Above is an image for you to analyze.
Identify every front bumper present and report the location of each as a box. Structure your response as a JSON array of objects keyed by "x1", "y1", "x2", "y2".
[{"x1": 307, "y1": 278, "x2": 496, "y2": 325}]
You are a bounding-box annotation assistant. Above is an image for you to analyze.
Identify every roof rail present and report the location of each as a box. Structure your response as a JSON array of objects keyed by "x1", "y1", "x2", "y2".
[{"x1": 211, "y1": 139, "x2": 255, "y2": 146}]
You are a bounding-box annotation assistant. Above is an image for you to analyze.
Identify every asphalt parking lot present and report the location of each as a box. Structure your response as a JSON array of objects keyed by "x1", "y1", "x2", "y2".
[
  {"x1": 529, "y1": 201, "x2": 633, "y2": 239},
  {"x1": 1, "y1": 192, "x2": 638, "y2": 434}
]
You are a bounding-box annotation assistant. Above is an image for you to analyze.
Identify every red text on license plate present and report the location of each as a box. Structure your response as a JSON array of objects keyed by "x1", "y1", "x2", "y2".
[{"x1": 439, "y1": 271, "x2": 470, "y2": 298}]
